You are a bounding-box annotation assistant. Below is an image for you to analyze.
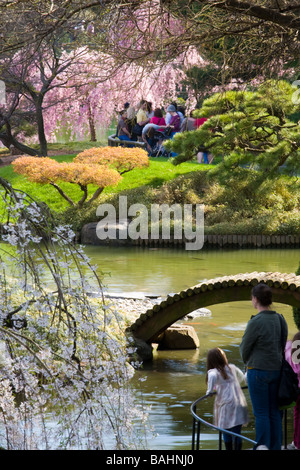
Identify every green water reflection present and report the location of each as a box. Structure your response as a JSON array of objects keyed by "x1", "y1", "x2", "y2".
[{"x1": 85, "y1": 245, "x2": 300, "y2": 450}]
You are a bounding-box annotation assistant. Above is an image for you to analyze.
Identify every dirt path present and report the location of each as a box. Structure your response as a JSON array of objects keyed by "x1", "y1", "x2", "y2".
[
  {"x1": 0, "y1": 150, "x2": 77, "y2": 168},
  {"x1": 0, "y1": 155, "x2": 21, "y2": 167}
]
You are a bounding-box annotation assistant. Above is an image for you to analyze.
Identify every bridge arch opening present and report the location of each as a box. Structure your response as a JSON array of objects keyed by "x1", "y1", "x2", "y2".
[{"x1": 128, "y1": 272, "x2": 300, "y2": 344}]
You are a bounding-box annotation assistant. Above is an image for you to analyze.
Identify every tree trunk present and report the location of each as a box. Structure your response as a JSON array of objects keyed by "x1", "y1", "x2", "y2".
[
  {"x1": 88, "y1": 103, "x2": 97, "y2": 142},
  {"x1": 77, "y1": 184, "x2": 88, "y2": 207},
  {"x1": 35, "y1": 98, "x2": 48, "y2": 156},
  {"x1": 0, "y1": 123, "x2": 40, "y2": 156},
  {"x1": 87, "y1": 187, "x2": 104, "y2": 205},
  {"x1": 49, "y1": 182, "x2": 76, "y2": 206}
]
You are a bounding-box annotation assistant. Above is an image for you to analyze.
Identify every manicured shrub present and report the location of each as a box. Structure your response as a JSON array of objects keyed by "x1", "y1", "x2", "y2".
[
  {"x1": 12, "y1": 156, "x2": 122, "y2": 207},
  {"x1": 74, "y1": 146, "x2": 149, "y2": 174},
  {"x1": 12, "y1": 147, "x2": 149, "y2": 208}
]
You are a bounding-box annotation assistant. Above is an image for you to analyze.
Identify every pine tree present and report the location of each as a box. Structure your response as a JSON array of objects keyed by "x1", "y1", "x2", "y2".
[{"x1": 168, "y1": 80, "x2": 300, "y2": 184}]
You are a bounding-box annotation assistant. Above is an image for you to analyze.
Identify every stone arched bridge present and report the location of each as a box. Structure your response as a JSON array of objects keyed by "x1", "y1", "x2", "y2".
[{"x1": 127, "y1": 272, "x2": 300, "y2": 344}]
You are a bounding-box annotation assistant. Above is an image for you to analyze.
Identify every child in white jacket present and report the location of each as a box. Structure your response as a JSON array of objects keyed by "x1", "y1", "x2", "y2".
[{"x1": 206, "y1": 347, "x2": 248, "y2": 450}]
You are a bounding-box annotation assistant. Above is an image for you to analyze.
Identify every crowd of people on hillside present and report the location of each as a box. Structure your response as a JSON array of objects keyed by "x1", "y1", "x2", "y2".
[
  {"x1": 206, "y1": 283, "x2": 300, "y2": 451},
  {"x1": 116, "y1": 99, "x2": 213, "y2": 162}
]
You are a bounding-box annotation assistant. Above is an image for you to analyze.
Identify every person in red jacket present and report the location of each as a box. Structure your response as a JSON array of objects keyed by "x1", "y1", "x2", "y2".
[
  {"x1": 194, "y1": 116, "x2": 208, "y2": 128},
  {"x1": 194, "y1": 115, "x2": 213, "y2": 164},
  {"x1": 150, "y1": 108, "x2": 166, "y2": 131}
]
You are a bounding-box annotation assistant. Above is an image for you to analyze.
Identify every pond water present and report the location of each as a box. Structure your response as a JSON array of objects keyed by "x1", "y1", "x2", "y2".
[{"x1": 85, "y1": 245, "x2": 300, "y2": 450}]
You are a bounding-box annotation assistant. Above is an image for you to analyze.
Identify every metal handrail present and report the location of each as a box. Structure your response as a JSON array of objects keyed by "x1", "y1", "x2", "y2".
[
  {"x1": 191, "y1": 386, "x2": 289, "y2": 450},
  {"x1": 191, "y1": 387, "x2": 258, "y2": 450}
]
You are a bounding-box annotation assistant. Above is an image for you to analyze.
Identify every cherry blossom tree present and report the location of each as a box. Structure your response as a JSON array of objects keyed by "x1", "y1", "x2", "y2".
[
  {"x1": 1, "y1": 0, "x2": 299, "y2": 88},
  {"x1": 0, "y1": 43, "x2": 96, "y2": 155},
  {"x1": 0, "y1": 176, "x2": 149, "y2": 449},
  {"x1": 1, "y1": 37, "x2": 203, "y2": 153},
  {"x1": 42, "y1": 46, "x2": 203, "y2": 143},
  {"x1": 105, "y1": 0, "x2": 300, "y2": 81}
]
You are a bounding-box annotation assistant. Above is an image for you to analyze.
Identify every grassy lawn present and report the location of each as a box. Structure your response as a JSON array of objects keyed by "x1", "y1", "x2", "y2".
[
  {"x1": 0, "y1": 152, "x2": 208, "y2": 214},
  {"x1": 1, "y1": 146, "x2": 300, "y2": 236},
  {"x1": 0, "y1": 138, "x2": 111, "y2": 157}
]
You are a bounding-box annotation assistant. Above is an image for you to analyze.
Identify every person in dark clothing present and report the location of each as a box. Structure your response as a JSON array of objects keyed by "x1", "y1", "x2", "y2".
[
  {"x1": 240, "y1": 283, "x2": 288, "y2": 450},
  {"x1": 117, "y1": 110, "x2": 133, "y2": 143}
]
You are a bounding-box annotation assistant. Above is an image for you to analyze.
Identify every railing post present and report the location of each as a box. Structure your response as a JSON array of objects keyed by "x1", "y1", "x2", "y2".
[
  {"x1": 283, "y1": 409, "x2": 288, "y2": 450},
  {"x1": 192, "y1": 417, "x2": 201, "y2": 450},
  {"x1": 191, "y1": 389, "x2": 258, "y2": 451},
  {"x1": 196, "y1": 420, "x2": 200, "y2": 450},
  {"x1": 192, "y1": 417, "x2": 196, "y2": 450}
]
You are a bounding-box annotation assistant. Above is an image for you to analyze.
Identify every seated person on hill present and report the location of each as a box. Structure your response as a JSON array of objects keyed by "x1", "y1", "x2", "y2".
[
  {"x1": 142, "y1": 121, "x2": 172, "y2": 155},
  {"x1": 177, "y1": 106, "x2": 186, "y2": 121},
  {"x1": 142, "y1": 123, "x2": 161, "y2": 153},
  {"x1": 146, "y1": 101, "x2": 154, "y2": 119},
  {"x1": 117, "y1": 110, "x2": 133, "y2": 144},
  {"x1": 165, "y1": 102, "x2": 184, "y2": 126},
  {"x1": 180, "y1": 110, "x2": 197, "y2": 132},
  {"x1": 136, "y1": 100, "x2": 149, "y2": 126},
  {"x1": 150, "y1": 108, "x2": 166, "y2": 131},
  {"x1": 166, "y1": 105, "x2": 181, "y2": 137},
  {"x1": 126, "y1": 106, "x2": 137, "y2": 138},
  {"x1": 194, "y1": 115, "x2": 213, "y2": 164},
  {"x1": 132, "y1": 100, "x2": 150, "y2": 141}
]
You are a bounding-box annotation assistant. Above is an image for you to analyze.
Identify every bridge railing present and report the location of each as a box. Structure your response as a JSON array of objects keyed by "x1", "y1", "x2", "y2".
[{"x1": 191, "y1": 387, "x2": 290, "y2": 450}]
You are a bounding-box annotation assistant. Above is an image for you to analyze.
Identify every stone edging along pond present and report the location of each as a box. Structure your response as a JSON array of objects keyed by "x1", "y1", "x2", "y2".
[
  {"x1": 80, "y1": 222, "x2": 300, "y2": 248},
  {"x1": 131, "y1": 234, "x2": 300, "y2": 248}
]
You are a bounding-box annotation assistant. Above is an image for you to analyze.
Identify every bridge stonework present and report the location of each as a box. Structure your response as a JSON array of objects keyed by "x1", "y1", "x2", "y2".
[{"x1": 127, "y1": 272, "x2": 300, "y2": 344}]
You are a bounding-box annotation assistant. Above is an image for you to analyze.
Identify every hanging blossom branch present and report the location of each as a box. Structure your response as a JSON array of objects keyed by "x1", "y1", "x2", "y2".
[{"x1": 0, "y1": 176, "x2": 149, "y2": 450}]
